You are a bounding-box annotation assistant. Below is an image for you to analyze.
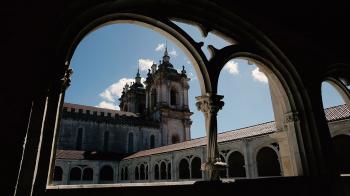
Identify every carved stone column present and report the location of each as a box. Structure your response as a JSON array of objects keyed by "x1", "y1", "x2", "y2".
[
  {"x1": 196, "y1": 94, "x2": 226, "y2": 180},
  {"x1": 32, "y1": 67, "x2": 73, "y2": 195}
]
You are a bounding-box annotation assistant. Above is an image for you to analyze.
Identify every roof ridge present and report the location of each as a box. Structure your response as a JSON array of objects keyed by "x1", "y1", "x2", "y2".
[
  {"x1": 63, "y1": 102, "x2": 137, "y2": 115},
  {"x1": 218, "y1": 121, "x2": 275, "y2": 135},
  {"x1": 324, "y1": 104, "x2": 348, "y2": 110}
]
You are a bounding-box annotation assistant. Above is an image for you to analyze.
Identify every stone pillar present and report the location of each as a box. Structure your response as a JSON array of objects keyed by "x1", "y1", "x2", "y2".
[
  {"x1": 281, "y1": 111, "x2": 303, "y2": 176},
  {"x1": 94, "y1": 162, "x2": 99, "y2": 184},
  {"x1": 31, "y1": 68, "x2": 73, "y2": 195},
  {"x1": 196, "y1": 94, "x2": 226, "y2": 180},
  {"x1": 242, "y1": 139, "x2": 253, "y2": 178},
  {"x1": 14, "y1": 90, "x2": 49, "y2": 196}
]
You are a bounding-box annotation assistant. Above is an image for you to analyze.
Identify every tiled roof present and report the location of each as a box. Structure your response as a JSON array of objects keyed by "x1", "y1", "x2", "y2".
[
  {"x1": 123, "y1": 104, "x2": 350, "y2": 160},
  {"x1": 56, "y1": 150, "x2": 128, "y2": 161},
  {"x1": 56, "y1": 150, "x2": 85, "y2": 160},
  {"x1": 124, "y1": 121, "x2": 277, "y2": 160},
  {"x1": 324, "y1": 104, "x2": 350, "y2": 122}
]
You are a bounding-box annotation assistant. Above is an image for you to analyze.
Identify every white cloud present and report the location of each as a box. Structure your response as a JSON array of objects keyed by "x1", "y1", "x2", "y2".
[
  {"x1": 99, "y1": 90, "x2": 114, "y2": 102},
  {"x1": 138, "y1": 58, "x2": 154, "y2": 71},
  {"x1": 186, "y1": 60, "x2": 191, "y2": 65},
  {"x1": 100, "y1": 78, "x2": 146, "y2": 104},
  {"x1": 169, "y1": 48, "x2": 177, "y2": 57},
  {"x1": 99, "y1": 78, "x2": 134, "y2": 102},
  {"x1": 96, "y1": 101, "x2": 119, "y2": 110},
  {"x1": 252, "y1": 67, "x2": 268, "y2": 83},
  {"x1": 224, "y1": 60, "x2": 239, "y2": 75},
  {"x1": 155, "y1": 43, "x2": 165, "y2": 51}
]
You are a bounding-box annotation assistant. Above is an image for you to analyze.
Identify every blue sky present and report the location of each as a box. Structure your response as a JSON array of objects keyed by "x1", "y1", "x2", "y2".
[{"x1": 66, "y1": 22, "x2": 345, "y2": 139}]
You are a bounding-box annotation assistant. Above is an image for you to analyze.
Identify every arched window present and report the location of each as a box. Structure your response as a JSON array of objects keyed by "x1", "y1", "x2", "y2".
[
  {"x1": 154, "y1": 164, "x2": 159, "y2": 180},
  {"x1": 76, "y1": 128, "x2": 83, "y2": 150},
  {"x1": 140, "y1": 164, "x2": 145, "y2": 180},
  {"x1": 257, "y1": 147, "x2": 281, "y2": 176},
  {"x1": 99, "y1": 165, "x2": 114, "y2": 181},
  {"x1": 53, "y1": 166, "x2": 63, "y2": 181},
  {"x1": 228, "y1": 151, "x2": 246, "y2": 178},
  {"x1": 70, "y1": 167, "x2": 82, "y2": 181},
  {"x1": 82, "y1": 168, "x2": 93, "y2": 181},
  {"x1": 171, "y1": 134, "x2": 179, "y2": 144},
  {"x1": 333, "y1": 135, "x2": 350, "y2": 174},
  {"x1": 135, "y1": 166, "x2": 139, "y2": 180},
  {"x1": 150, "y1": 135, "x2": 155, "y2": 149},
  {"x1": 145, "y1": 165, "x2": 149, "y2": 180},
  {"x1": 170, "y1": 88, "x2": 177, "y2": 106},
  {"x1": 191, "y1": 157, "x2": 202, "y2": 179},
  {"x1": 219, "y1": 154, "x2": 227, "y2": 178},
  {"x1": 160, "y1": 162, "x2": 167, "y2": 179},
  {"x1": 151, "y1": 88, "x2": 157, "y2": 109},
  {"x1": 128, "y1": 132, "x2": 134, "y2": 153},
  {"x1": 167, "y1": 163, "x2": 171, "y2": 179},
  {"x1": 179, "y1": 159, "x2": 190, "y2": 179}
]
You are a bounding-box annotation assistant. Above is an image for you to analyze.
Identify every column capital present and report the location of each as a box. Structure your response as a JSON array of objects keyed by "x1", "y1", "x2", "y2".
[
  {"x1": 195, "y1": 94, "x2": 224, "y2": 114},
  {"x1": 283, "y1": 111, "x2": 299, "y2": 123},
  {"x1": 55, "y1": 68, "x2": 73, "y2": 92}
]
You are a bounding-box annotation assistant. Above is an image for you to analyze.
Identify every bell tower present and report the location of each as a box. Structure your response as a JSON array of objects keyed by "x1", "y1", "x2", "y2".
[
  {"x1": 119, "y1": 69, "x2": 146, "y2": 115},
  {"x1": 144, "y1": 46, "x2": 192, "y2": 145}
]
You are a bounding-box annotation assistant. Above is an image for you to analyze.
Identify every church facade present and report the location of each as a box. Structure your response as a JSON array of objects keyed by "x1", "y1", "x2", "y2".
[{"x1": 53, "y1": 50, "x2": 350, "y2": 185}]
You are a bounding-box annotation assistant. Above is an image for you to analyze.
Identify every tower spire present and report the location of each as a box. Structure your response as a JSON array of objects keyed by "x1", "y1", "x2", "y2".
[
  {"x1": 163, "y1": 41, "x2": 170, "y2": 63},
  {"x1": 164, "y1": 41, "x2": 168, "y2": 56},
  {"x1": 135, "y1": 68, "x2": 141, "y2": 84}
]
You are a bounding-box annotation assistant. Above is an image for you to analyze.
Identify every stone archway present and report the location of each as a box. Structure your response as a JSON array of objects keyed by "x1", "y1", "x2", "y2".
[
  {"x1": 179, "y1": 159, "x2": 190, "y2": 179},
  {"x1": 191, "y1": 157, "x2": 202, "y2": 179},
  {"x1": 227, "y1": 151, "x2": 246, "y2": 178},
  {"x1": 257, "y1": 147, "x2": 281, "y2": 177}
]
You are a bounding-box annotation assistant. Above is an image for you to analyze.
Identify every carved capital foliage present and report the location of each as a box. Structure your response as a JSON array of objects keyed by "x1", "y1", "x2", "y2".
[
  {"x1": 195, "y1": 94, "x2": 224, "y2": 114},
  {"x1": 283, "y1": 111, "x2": 299, "y2": 123},
  {"x1": 60, "y1": 68, "x2": 73, "y2": 91}
]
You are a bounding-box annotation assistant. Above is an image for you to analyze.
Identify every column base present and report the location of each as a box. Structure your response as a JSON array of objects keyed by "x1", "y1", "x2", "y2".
[{"x1": 201, "y1": 160, "x2": 227, "y2": 181}]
